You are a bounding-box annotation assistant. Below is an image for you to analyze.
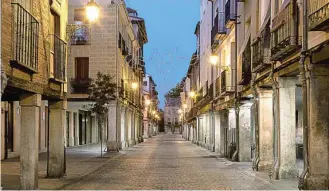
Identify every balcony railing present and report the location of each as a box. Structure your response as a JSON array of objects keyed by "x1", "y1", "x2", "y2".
[
  {"x1": 252, "y1": 23, "x2": 271, "y2": 72},
  {"x1": 11, "y1": 3, "x2": 39, "y2": 72},
  {"x1": 239, "y1": 41, "x2": 251, "y2": 85},
  {"x1": 51, "y1": 35, "x2": 67, "y2": 81},
  {"x1": 271, "y1": 1, "x2": 301, "y2": 61},
  {"x1": 70, "y1": 78, "x2": 91, "y2": 94},
  {"x1": 221, "y1": 70, "x2": 234, "y2": 95},
  {"x1": 68, "y1": 24, "x2": 91, "y2": 45},
  {"x1": 211, "y1": 12, "x2": 227, "y2": 50},
  {"x1": 308, "y1": 0, "x2": 329, "y2": 31},
  {"x1": 225, "y1": 0, "x2": 236, "y2": 28},
  {"x1": 215, "y1": 76, "x2": 221, "y2": 98},
  {"x1": 208, "y1": 82, "x2": 214, "y2": 99}
]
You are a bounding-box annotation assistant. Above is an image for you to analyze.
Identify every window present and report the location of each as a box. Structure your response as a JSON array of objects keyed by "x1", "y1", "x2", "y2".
[
  {"x1": 143, "y1": 81, "x2": 147, "y2": 86},
  {"x1": 50, "y1": 11, "x2": 61, "y2": 78},
  {"x1": 75, "y1": 57, "x2": 89, "y2": 79},
  {"x1": 74, "y1": 8, "x2": 85, "y2": 22}
]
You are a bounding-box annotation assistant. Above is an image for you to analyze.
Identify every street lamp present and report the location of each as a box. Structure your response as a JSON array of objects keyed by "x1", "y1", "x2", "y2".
[
  {"x1": 131, "y1": 82, "x2": 138, "y2": 90},
  {"x1": 189, "y1": 91, "x2": 196, "y2": 98},
  {"x1": 145, "y1": 99, "x2": 151, "y2": 106},
  {"x1": 210, "y1": 54, "x2": 219, "y2": 66},
  {"x1": 86, "y1": 0, "x2": 99, "y2": 23}
]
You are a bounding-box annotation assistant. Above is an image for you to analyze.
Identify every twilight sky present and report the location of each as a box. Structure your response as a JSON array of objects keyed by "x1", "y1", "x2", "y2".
[{"x1": 125, "y1": 0, "x2": 200, "y2": 108}]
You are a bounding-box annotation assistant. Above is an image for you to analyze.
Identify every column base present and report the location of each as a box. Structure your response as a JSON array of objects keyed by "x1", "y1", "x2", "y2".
[
  {"x1": 258, "y1": 160, "x2": 273, "y2": 171},
  {"x1": 68, "y1": 137, "x2": 74, "y2": 147},
  {"x1": 121, "y1": 141, "x2": 128, "y2": 149},
  {"x1": 306, "y1": 174, "x2": 329, "y2": 190},
  {"x1": 279, "y1": 165, "x2": 298, "y2": 179},
  {"x1": 128, "y1": 140, "x2": 135, "y2": 146},
  {"x1": 107, "y1": 141, "x2": 119, "y2": 152}
]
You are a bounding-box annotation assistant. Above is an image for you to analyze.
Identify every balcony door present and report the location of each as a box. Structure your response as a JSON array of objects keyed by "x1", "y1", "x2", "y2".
[
  {"x1": 75, "y1": 57, "x2": 89, "y2": 80},
  {"x1": 50, "y1": 11, "x2": 60, "y2": 78}
]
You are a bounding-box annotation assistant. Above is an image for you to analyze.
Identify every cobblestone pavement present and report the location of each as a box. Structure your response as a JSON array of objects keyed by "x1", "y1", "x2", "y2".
[
  {"x1": 1, "y1": 143, "x2": 120, "y2": 190},
  {"x1": 61, "y1": 133, "x2": 298, "y2": 190}
]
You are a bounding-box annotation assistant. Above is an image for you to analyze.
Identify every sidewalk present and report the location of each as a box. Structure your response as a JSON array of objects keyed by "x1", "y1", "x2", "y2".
[{"x1": 1, "y1": 143, "x2": 121, "y2": 190}]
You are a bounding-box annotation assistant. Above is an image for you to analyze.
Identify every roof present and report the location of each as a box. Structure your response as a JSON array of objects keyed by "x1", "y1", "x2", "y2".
[
  {"x1": 129, "y1": 15, "x2": 148, "y2": 44},
  {"x1": 194, "y1": 21, "x2": 200, "y2": 35},
  {"x1": 127, "y1": 7, "x2": 137, "y2": 14}
]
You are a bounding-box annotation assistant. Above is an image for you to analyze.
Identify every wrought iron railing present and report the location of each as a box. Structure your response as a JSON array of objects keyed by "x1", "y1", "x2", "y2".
[
  {"x1": 11, "y1": 3, "x2": 39, "y2": 71},
  {"x1": 221, "y1": 70, "x2": 234, "y2": 95},
  {"x1": 215, "y1": 76, "x2": 221, "y2": 97},
  {"x1": 252, "y1": 21, "x2": 271, "y2": 72},
  {"x1": 68, "y1": 24, "x2": 91, "y2": 45},
  {"x1": 308, "y1": 0, "x2": 329, "y2": 31},
  {"x1": 225, "y1": 0, "x2": 236, "y2": 28},
  {"x1": 240, "y1": 41, "x2": 252, "y2": 85},
  {"x1": 271, "y1": 1, "x2": 301, "y2": 61},
  {"x1": 70, "y1": 78, "x2": 91, "y2": 94},
  {"x1": 53, "y1": 35, "x2": 67, "y2": 81},
  {"x1": 208, "y1": 82, "x2": 214, "y2": 99}
]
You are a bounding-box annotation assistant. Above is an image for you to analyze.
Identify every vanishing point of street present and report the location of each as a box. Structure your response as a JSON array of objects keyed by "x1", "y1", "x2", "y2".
[{"x1": 60, "y1": 133, "x2": 296, "y2": 190}]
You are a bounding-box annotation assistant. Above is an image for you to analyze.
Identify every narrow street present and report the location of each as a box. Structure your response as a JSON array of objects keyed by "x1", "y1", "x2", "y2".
[{"x1": 60, "y1": 133, "x2": 297, "y2": 190}]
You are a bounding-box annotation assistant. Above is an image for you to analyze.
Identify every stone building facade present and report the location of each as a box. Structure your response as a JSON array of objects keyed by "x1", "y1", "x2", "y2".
[
  {"x1": 67, "y1": 0, "x2": 148, "y2": 152},
  {"x1": 164, "y1": 97, "x2": 181, "y2": 134},
  {"x1": 1, "y1": 0, "x2": 68, "y2": 189},
  {"x1": 181, "y1": 0, "x2": 329, "y2": 189},
  {"x1": 142, "y1": 74, "x2": 160, "y2": 139}
]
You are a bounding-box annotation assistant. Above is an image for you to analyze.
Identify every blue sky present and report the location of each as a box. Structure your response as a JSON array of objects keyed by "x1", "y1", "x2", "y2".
[{"x1": 125, "y1": 0, "x2": 200, "y2": 108}]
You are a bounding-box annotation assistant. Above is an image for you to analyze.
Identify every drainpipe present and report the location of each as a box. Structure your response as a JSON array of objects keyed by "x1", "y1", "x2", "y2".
[
  {"x1": 298, "y1": 0, "x2": 309, "y2": 189},
  {"x1": 251, "y1": 73, "x2": 259, "y2": 171},
  {"x1": 269, "y1": 61, "x2": 280, "y2": 180},
  {"x1": 232, "y1": 0, "x2": 240, "y2": 162}
]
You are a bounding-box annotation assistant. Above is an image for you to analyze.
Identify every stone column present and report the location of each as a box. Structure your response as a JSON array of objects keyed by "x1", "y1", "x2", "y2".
[
  {"x1": 74, "y1": 111, "x2": 79, "y2": 146},
  {"x1": 126, "y1": 110, "x2": 132, "y2": 146},
  {"x1": 107, "y1": 102, "x2": 120, "y2": 151},
  {"x1": 306, "y1": 64, "x2": 329, "y2": 189},
  {"x1": 121, "y1": 108, "x2": 127, "y2": 149},
  {"x1": 143, "y1": 119, "x2": 149, "y2": 141},
  {"x1": 134, "y1": 114, "x2": 139, "y2": 143},
  {"x1": 220, "y1": 111, "x2": 228, "y2": 157},
  {"x1": 277, "y1": 77, "x2": 298, "y2": 179},
  {"x1": 69, "y1": 112, "x2": 74, "y2": 146},
  {"x1": 239, "y1": 103, "x2": 252, "y2": 162},
  {"x1": 20, "y1": 93, "x2": 41, "y2": 189},
  {"x1": 257, "y1": 89, "x2": 274, "y2": 171},
  {"x1": 214, "y1": 112, "x2": 221, "y2": 153},
  {"x1": 48, "y1": 100, "x2": 66, "y2": 178}
]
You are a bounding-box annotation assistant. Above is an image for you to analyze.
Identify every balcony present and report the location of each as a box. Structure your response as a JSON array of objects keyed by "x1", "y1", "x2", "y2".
[
  {"x1": 208, "y1": 82, "x2": 214, "y2": 100},
  {"x1": 10, "y1": 3, "x2": 39, "y2": 73},
  {"x1": 211, "y1": 12, "x2": 227, "y2": 50},
  {"x1": 239, "y1": 40, "x2": 251, "y2": 85},
  {"x1": 68, "y1": 24, "x2": 91, "y2": 45},
  {"x1": 215, "y1": 76, "x2": 221, "y2": 98},
  {"x1": 50, "y1": 35, "x2": 67, "y2": 82},
  {"x1": 221, "y1": 70, "x2": 234, "y2": 96},
  {"x1": 308, "y1": 0, "x2": 329, "y2": 31},
  {"x1": 270, "y1": 1, "x2": 301, "y2": 61},
  {"x1": 252, "y1": 26, "x2": 271, "y2": 72},
  {"x1": 70, "y1": 78, "x2": 91, "y2": 94},
  {"x1": 225, "y1": 0, "x2": 236, "y2": 28}
]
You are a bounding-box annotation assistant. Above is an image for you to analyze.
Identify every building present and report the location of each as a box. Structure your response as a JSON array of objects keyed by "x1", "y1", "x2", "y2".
[
  {"x1": 1, "y1": 0, "x2": 68, "y2": 189},
  {"x1": 164, "y1": 97, "x2": 181, "y2": 134},
  {"x1": 142, "y1": 74, "x2": 160, "y2": 139},
  {"x1": 180, "y1": 0, "x2": 329, "y2": 189},
  {"x1": 66, "y1": 0, "x2": 147, "y2": 151}
]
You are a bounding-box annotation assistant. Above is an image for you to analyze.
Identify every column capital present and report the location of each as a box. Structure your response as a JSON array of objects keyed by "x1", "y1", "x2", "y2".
[
  {"x1": 278, "y1": 77, "x2": 299, "y2": 88},
  {"x1": 49, "y1": 100, "x2": 67, "y2": 110},
  {"x1": 20, "y1": 93, "x2": 41, "y2": 107}
]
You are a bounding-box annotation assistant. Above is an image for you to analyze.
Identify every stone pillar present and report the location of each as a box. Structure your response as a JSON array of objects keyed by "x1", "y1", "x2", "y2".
[
  {"x1": 127, "y1": 110, "x2": 132, "y2": 146},
  {"x1": 306, "y1": 64, "x2": 329, "y2": 189},
  {"x1": 239, "y1": 103, "x2": 252, "y2": 162},
  {"x1": 143, "y1": 119, "x2": 149, "y2": 140},
  {"x1": 48, "y1": 100, "x2": 66, "y2": 178},
  {"x1": 214, "y1": 112, "x2": 221, "y2": 153},
  {"x1": 129, "y1": 111, "x2": 135, "y2": 146},
  {"x1": 74, "y1": 111, "x2": 79, "y2": 146},
  {"x1": 257, "y1": 89, "x2": 274, "y2": 171},
  {"x1": 277, "y1": 77, "x2": 298, "y2": 179},
  {"x1": 219, "y1": 111, "x2": 228, "y2": 157},
  {"x1": 134, "y1": 114, "x2": 139, "y2": 143},
  {"x1": 20, "y1": 93, "x2": 41, "y2": 189},
  {"x1": 121, "y1": 108, "x2": 127, "y2": 149},
  {"x1": 107, "y1": 102, "x2": 120, "y2": 151},
  {"x1": 69, "y1": 112, "x2": 74, "y2": 146}
]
